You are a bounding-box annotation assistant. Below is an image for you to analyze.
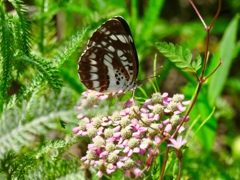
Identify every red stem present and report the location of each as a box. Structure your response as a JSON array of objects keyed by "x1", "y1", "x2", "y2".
[
  {"x1": 172, "y1": 0, "x2": 222, "y2": 138},
  {"x1": 189, "y1": 0, "x2": 207, "y2": 28},
  {"x1": 159, "y1": 147, "x2": 170, "y2": 180},
  {"x1": 159, "y1": 0, "x2": 223, "y2": 178}
]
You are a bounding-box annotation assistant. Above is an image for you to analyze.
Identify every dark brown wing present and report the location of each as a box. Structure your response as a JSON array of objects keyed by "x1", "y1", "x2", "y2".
[{"x1": 78, "y1": 16, "x2": 139, "y2": 92}]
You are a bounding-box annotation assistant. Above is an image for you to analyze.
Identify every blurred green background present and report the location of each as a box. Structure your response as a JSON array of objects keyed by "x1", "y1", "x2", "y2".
[{"x1": 0, "y1": 0, "x2": 240, "y2": 179}]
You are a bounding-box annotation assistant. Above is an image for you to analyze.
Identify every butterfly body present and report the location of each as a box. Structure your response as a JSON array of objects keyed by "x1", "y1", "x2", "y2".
[{"x1": 78, "y1": 16, "x2": 139, "y2": 93}]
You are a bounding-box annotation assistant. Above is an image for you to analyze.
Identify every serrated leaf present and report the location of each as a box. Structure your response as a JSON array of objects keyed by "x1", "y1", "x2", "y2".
[
  {"x1": 175, "y1": 44, "x2": 182, "y2": 57},
  {"x1": 156, "y1": 42, "x2": 201, "y2": 73},
  {"x1": 175, "y1": 62, "x2": 188, "y2": 69},
  {"x1": 184, "y1": 49, "x2": 192, "y2": 64},
  {"x1": 0, "y1": 88, "x2": 78, "y2": 159},
  {"x1": 192, "y1": 54, "x2": 202, "y2": 71}
]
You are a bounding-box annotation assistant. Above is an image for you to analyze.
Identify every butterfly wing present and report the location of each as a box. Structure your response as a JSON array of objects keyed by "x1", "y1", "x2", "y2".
[{"x1": 78, "y1": 16, "x2": 139, "y2": 92}]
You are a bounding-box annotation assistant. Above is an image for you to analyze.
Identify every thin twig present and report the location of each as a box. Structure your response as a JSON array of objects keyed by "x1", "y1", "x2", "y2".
[
  {"x1": 204, "y1": 59, "x2": 223, "y2": 80},
  {"x1": 209, "y1": 0, "x2": 222, "y2": 30},
  {"x1": 160, "y1": 1, "x2": 222, "y2": 178},
  {"x1": 189, "y1": 0, "x2": 207, "y2": 28},
  {"x1": 173, "y1": 0, "x2": 222, "y2": 138},
  {"x1": 201, "y1": 30, "x2": 210, "y2": 79}
]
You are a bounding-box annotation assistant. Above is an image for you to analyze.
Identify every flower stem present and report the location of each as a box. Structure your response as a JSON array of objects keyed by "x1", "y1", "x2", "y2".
[
  {"x1": 162, "y1": 0, "x2": 223, "y2": 178},
  {"x1": 159, "y1": 146, "x2": 170, "y2": 180},
  {"x1": 177, "y1": 158, "x2": 183, "y2": 180},
  {"x1": 172, "y1": 0, "x2": 222, "y2": 138}
]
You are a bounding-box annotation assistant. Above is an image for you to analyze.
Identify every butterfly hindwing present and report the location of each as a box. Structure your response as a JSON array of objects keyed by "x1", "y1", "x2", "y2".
[{"x1": 78, "y1": 16, "x2": 139, "y2": 92}]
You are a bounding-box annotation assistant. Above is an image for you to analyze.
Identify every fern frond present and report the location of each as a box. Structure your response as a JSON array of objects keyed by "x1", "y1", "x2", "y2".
[
  {"x1": 34, "y1": 136, "x2": 78, "y2": 159},
  {"x1": 54, "y1": 28, "x2": 88, "y2": 67},
  {"x1": 0, "y1": 110, "x2": 76, "y2": 159},
  {"x1": 9, "y1": 0, "x2": 32, "y2": 56},
  {"x1": 56, "y1": 172, "x2": 86, "y2": 180},
  {"x1": 0, "y1": 6, "x2": 14, "y2": 103},
  {"x1": 1, "y1": 137, "x2": 80, "y2": 179},
  {"x1": 27, "y1": 157, "x2": 80, "y2": 180},
  {"x1": 0, "y1": 88, "x2": 78, "y2": 159},
  {"x1": 156, "y1": 42, "x2": 202, "y2": 73},
  {"x1": 13, "y1": 75, "x2": 44, "y2": 103}
]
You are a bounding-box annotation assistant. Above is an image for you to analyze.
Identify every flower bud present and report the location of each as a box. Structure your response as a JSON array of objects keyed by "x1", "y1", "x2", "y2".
[
  {"x1": 92, "y1": 117, "x2": 102, "y2": 128},
  {"x1": 108, "y1": 152, "x2": 119, "y2": 163},
  {"x1": 128, "y1": 138, "x2": 139, "y2": 148},
  {"x1": 172, "y1": 94, "x2": 184, "y2": 103},
  {"x1": 170, "y1": 114, "x2": 181, "y2": 127},
  {"x1": 151, "y1": 93, "x2": 163, "y2": 104},
  {"x1": 120, "y1": 117, "x2": 131, "y2": 127},
  {"x1": 104, "y1": 128, "x2": 114, "y2": 138},
  {"x1": 87, "y1": 127, "x2": 98, "y2": 138},
  {"x1": 121, "y1": 128, "x2": 132, "y2": 139},
  {"x1": 152, "y1": 104, "x2": 164, "y2": 116},
  {"x1": 129, "y1": 105, "x2": 140, "y2": 119},
  {"x1": 94, "y1": 136, "x2": 105, "y2": 147},
  {"x1": 124, "y1": 159, "x2": 135, "y2": 169},
  {"x1": 166, "y1": 101, "x2": 178, "y2": 112},
  {"x1": 86, "y1": 150, "x2": 98, "y2": 160},
  {"x1": 106, "y1": 142, "x2": 116, "y2": 152},
  {"x1": 112, "y1": 112, "x2": 121, "y2": 122}
]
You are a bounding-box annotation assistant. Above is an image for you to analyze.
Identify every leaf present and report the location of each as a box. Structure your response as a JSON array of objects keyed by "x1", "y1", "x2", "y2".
[
  {"x1": 156, "y1": 42, "x2": 202, "y2": 73},
  {"x1": 192, "y1": 54, "x2": 202, "y2": 71},
  {"x1": 20, "y1": 55, "x2": 63, "y2": 91},
  {"x1": 55, "y1": 28, "x2": 88, "y2": 67},
  {"x1": 0, "y1": 7, "x2": 14, "y2": 103},
  {"x1": 0, "y1": 88, "x2": 78, "y2": 159},
  {"x1": 208, "y1": 15, "x2": 239, "y2": 105},
  {"x1": 11, "y1": 0, "x2": 32, "y2": 56},
  {"x1": 184, "y1": 49, "x2": 193, "y2": 64}
]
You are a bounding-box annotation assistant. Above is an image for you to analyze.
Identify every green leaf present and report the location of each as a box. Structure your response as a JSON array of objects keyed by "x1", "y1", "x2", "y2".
[
  {"x1": 0, "y1": 88, "x2": 78, "y2": 159},
  {"x1": 20, "y1": 55, "x2": 62, "y2": 90},
  {"x1": 156, "y1": 42, "x2": 202, "y2": 73},
  {"x1": 0, "y1": 9, "x2": 14, "y2": 105},
  {"x1": 184, "y1": 49, "x2": 193, "y2": 64},
  {"x1": 10, "y1": 0, "x2": 32, "y2": 56},
  {"x1": 192, "y1": 54, "x2": 202, "y2": 71},
  {"x1": 55, "y1": 28, "x2": 88, "y2": 67},
  {"x1": 208, "y1": 15, "x2": 239, "y2": 105}
]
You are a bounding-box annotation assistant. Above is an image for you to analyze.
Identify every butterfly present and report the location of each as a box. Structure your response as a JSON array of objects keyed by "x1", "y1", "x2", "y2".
[{"x1": 78, "y1": 16, "x2": 141, "y2": 93}]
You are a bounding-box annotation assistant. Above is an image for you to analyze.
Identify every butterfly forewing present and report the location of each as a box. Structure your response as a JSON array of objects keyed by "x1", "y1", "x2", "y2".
[{"x1": 78, "y1": 16, "x2": 139, "y2": 92}]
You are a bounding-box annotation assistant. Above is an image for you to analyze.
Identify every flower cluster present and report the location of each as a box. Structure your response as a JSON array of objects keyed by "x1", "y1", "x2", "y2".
[{"x1": 73, "y1": 90, "x2": 190, "y2": 178}]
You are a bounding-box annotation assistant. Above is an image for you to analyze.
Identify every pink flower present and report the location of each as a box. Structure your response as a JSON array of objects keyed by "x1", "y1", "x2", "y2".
[
  {"x1": 74, "y1": 91, "x2": 190, "y2": 177},
  {"x1": 72, "y1": 127, "x2": 80, "y2": 134},
  {"x1": 97, "y1": 170, "x2": 103, "y2": 178},
  {"x1": 125, "y1": 98, "x2": 134, "y2": 107},
  {"x1": 142, "y1": 99, "x2": 151, "y2": 108},
  {"x1": 164, "y1": 124, "x2": 172, "y2": 132},
  {"x1": 168, "y1": 136, "x2": 187, "y2": 149},
  {"x1": 106, "y1": 163, "x2": 117, "y2": 174},
  {"x1": 124, "y1": 168, "x2": 142, "y2": 178}
]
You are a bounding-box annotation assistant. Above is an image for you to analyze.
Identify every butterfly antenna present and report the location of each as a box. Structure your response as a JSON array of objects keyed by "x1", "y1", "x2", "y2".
[
  {"x1": 139, "y1": 66, "x2": 162, "y2": 92},
  {"x1": 141, "y1": 65, "x2": 163, "y2": 82},
  {"x1": 140, "y1": 75, "x2": 160, "y2": 82}
]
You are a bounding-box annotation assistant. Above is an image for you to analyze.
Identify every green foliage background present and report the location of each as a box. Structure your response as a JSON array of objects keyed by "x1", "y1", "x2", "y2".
[{"x1": 0, "y1": 0, "x2": 239, "y2": 179}]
